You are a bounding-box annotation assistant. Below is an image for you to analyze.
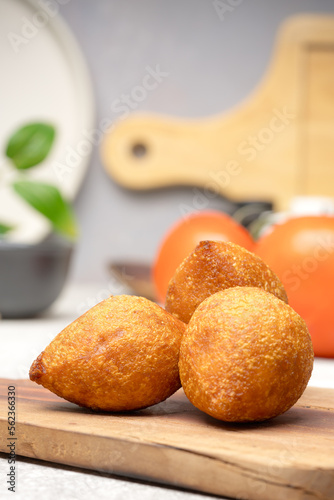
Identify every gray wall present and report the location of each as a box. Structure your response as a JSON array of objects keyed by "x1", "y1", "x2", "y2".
[{"x1": 59, "y1": 0, "x2": 334, "y2": 283}]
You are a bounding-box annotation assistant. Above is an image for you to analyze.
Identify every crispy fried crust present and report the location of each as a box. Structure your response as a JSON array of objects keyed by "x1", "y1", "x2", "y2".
[
  {"x1": 29, "y1": 295, "x2": 186, "y2": 411},
  {"x1": 179, "y1": 287, "x2": 314, "y2": 422},
  {"x1": 165, "y1": 240, "x2": 288, "y2": 323}
]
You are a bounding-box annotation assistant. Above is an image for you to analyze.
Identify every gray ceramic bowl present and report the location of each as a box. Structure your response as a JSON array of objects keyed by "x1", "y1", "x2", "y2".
[{"x1": 0, "y1": 236, "x2": 73, "y2": 318}]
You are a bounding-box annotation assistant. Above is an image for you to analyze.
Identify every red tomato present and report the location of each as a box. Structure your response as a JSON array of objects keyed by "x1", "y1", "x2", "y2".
[
  {"x1": 256, "y1": 216, "x2": 334, "y2": 358},
  {"x1": 152, "y1": 210, "x2": 254, "y2": 303}
]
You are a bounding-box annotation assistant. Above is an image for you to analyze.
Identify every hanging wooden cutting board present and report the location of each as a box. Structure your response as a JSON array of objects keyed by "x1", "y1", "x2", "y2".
[
  {"x1": 101, "y1": 15, "x2": 334, "y2": 211},
  {"x1": 1, "y1": 378, "x2": 333, "y2": 499}
]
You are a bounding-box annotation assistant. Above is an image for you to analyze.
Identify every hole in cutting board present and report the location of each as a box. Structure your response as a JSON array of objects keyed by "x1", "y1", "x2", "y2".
[{"x1": 131, "y1": 143, "x2": 148, "y2": 158}]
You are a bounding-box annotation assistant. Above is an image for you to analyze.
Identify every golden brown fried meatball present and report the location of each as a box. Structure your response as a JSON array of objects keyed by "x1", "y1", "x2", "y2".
[
  {"x1": 30, "y1": 295, "x2": 185, "y2": 411},
  {"x1": 179, "y1": 287, "x2": 313, "y2": 422},
  {"x1": 165, "y1": 240, "x2": 288, "y2": 323}
]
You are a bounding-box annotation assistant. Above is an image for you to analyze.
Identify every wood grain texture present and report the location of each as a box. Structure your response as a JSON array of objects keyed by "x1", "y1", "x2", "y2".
[
  {"x1": 0, "y1": 378, "x2": 333, "y2": 499},
  {"x1": 101, "y1": 15, "x2": 334, "y2": 211}
]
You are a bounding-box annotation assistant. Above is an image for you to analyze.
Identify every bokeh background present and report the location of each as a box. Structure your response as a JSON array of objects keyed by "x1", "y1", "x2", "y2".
[{"x1": 5, "y1": 0, "x2": 334, "y2": 283}]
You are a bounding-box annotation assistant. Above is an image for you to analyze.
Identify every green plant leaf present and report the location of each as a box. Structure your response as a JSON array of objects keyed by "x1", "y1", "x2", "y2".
[
  {"x1": 5, "y1": 123, "x2": 56, "y2": 170},
  {"x1": 12, "y1": 180, "x2": 78, "y2": 240},
  {"x1": 0, "y1": 222, "x2": 14, "y2": 235}
]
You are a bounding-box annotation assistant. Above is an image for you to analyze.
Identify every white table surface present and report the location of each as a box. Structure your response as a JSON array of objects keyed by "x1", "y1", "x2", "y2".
[{"x1": 1, "y1": 283, "x2": 334, "y2": 500}]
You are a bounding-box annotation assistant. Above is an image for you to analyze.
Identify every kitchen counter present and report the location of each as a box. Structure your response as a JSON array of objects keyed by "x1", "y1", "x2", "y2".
[{"x1": 1, "y1": 283, "x2": 334, "y2": 500}]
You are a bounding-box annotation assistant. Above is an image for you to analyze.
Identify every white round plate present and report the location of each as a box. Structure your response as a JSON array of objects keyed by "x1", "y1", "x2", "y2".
[{"x1": 0, "y1": 0, "x2": 95, "y2": 243}]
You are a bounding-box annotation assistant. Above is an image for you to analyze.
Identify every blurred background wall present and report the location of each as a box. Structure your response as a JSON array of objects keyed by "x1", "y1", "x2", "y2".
[{"x1": 56, "y1": 0, "x2": 334, "y2": 283}]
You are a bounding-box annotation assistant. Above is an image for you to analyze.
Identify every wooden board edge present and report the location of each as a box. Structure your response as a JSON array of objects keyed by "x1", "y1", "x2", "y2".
[{"x1": 1, "y1": 419, "x2": 333, "y2": 500}]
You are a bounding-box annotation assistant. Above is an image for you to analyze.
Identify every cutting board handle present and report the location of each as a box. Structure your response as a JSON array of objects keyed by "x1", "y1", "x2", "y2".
[{"x1": 100, "y1": 113, "x2": 224, "y2": 190}]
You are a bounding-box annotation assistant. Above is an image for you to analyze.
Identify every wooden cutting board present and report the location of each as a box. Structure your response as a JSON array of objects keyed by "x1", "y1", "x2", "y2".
[
  {"x1": 101, "y1": 15, "x2": 334, "y2": 211},
  {"x1": 0, "y1": 378, "x2": 333, "y2": 500}
]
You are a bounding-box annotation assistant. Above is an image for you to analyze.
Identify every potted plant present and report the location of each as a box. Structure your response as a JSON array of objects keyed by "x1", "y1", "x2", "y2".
[{"x1": 0, "y1": 122, "x2": 78, "y2": 318}]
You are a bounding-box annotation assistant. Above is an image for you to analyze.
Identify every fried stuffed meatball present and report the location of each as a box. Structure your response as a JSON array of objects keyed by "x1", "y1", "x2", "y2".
[
  {"x1": 166, "y1": 240, "x2": 288, "y2": 323},
  {"x1": 30, "y1": 295, "x2": 185, "y2": 411},
  {"x1": 179, "y1": 286, "x2": 313, "y2": 422}
]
